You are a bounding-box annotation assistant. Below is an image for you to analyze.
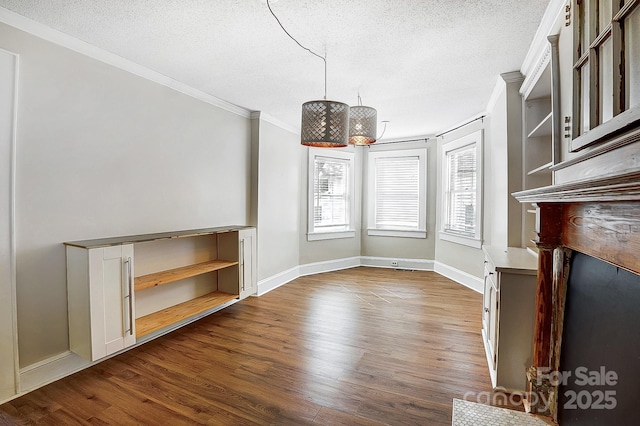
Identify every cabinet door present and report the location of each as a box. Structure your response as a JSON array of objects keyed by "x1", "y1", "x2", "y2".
[
  {"x1": 482, "y1": 270, "x2": 492, "y2": 333},
  {"x1": 238, "y1": 228, "x2": 256, "y2": 300},
  {"x1": 487, "y1": 282, "x2": 499, "y2": 370},
  {"x1": 483, "y1": 258, "x2": 500, "y2": 369},
  {"x1": 88, "y1": 245, "x2": 136, "y2": 359}
]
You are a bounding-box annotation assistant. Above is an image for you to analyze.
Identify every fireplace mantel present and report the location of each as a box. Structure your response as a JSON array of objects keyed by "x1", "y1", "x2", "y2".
[
  {"x1": 512, "y1": 138, "x2": 640, "y2": 422},
  {"x1": 514, "y1": 171, "x2": 640, "y2": 204}
]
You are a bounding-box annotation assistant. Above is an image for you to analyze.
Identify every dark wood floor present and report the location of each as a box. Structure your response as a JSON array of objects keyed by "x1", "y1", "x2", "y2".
[{"x1": 0, "y1": 267, "x2": 517, "y2": 425}]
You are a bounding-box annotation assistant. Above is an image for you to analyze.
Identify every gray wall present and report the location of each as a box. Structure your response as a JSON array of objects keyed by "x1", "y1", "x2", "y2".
[
  {"x1": 360, "y1": 140, "x2": 437, "y2": 260},
  {"x1": 435, "y1": 120, "x2": 486, "y2": 278},
  {"x1": 254, "y1": 117, "x2": 302, "y2": 280},
  {"x1": 298, "y1": 146, "x2": 362, "y2": 265},
  {"x1": 484, "y1": 74, "x2": 524, "y2": 248},
  {"x1": 1, "y1": 23, "x2": 252, "y2": 367}
]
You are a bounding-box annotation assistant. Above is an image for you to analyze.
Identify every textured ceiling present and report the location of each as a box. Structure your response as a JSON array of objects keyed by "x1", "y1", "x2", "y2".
[{"x1": 0, "y1": 0, "x2": 551, "y2": 140}]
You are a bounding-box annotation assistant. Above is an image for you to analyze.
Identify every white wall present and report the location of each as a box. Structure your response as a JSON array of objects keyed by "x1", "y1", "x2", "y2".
[{"x1": 0, "y1": 23, "x2": 252, "y2": 367}]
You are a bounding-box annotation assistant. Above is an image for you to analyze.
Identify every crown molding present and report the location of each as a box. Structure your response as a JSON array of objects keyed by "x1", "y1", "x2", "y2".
[
  {"x1": 519, "y1": 42, "x2": 551, "y2": 98},
  {"x1": 0, "y1": 7, "x2": 251, "y2": 119},
  {"x1": 520, "y1": 0, "x2": 566, "y2": 86},
  {"x1": 250, "y1": 111, "x2": 299, "y2": 135}
]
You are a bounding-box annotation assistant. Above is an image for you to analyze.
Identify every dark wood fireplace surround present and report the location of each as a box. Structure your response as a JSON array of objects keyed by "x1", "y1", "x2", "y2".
[{"x1": 513, "y1": 125, "x2": 640, "y2": 422}]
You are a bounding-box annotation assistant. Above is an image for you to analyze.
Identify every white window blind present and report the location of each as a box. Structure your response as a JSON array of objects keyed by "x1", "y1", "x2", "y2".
[
  {"x1": 313, "y1": 156, "x2": 350, "y2": 232},
  {"x1": 374, "y1": 156, "x2": 420, "y2": 229},
  {"x1": 367, "y1": 148, "x2": 427, "y2": 238},
  {"x1": 444, "y1": 144, "x2": 477, "y2": 237}
]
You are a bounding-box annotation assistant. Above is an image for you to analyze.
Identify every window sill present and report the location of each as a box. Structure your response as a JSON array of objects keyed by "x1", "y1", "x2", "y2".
[
  {"x1": 367, "y1": 229, "x2": 427, "y2": 239},
  {"x1": 307, "y1": 230, "x2": 356, "y2": 241},
  {"x1": 439, "y1": 231, "x2": 481, "y2": 248}
]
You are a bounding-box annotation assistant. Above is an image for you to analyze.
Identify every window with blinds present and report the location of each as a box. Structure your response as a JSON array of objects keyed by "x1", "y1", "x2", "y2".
[
  {"x1": 374, "y1": 156, "x2": 420, "y2": 229},
  {"x1": 367, "y1": 148, "x2": 427, "y2": 238},
  {"x1": 307, "y1": 148, "x2": 355, "y2": 241},
  {"x1": 313, "y1": 156, "x2": 349, "y2": 231},
  {"x1": 440, "y1": 130, "x2": 482, "y2": 248},
  {"x1": 444, "y1": 145, "x2": 477, "y2": 236}
]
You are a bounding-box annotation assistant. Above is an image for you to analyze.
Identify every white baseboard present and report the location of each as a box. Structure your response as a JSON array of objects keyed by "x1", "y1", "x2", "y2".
[
  {"x1": 256, "y1": 265, "x2": 300, "y2": 296},
  {"x1": 256, "y1": 257, "x2": 362, "y2": 296},
  {"x1": 19, "y1": 351, "x2": 89, "y2": 394},
  {"x1": 434, "y1": 261, "x2": 483, "y2": 293},
  {"x1": 360, "y1": 256, "x2": 435, "y2": 271},
  {"x1": 257, "y1": 256, "x2": 481, "y2": 296},
  {"x1": 298, "y1": 256, "x2": 361, "y2": 277}
]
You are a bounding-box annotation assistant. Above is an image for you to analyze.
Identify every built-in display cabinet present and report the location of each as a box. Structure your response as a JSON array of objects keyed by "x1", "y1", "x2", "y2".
[{"x1": 65, "y1": 226, "x2": 256, "y2": 361}]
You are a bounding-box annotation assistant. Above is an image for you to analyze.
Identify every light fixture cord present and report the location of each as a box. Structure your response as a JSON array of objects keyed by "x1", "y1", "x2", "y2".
[{"x1": 266, "y1": 0, "x2": 327, "y2": 99}]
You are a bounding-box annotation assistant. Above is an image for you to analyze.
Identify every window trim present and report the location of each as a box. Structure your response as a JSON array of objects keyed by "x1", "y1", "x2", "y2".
[
  {"x1": 439, "y1": 130, "x2": 483, "y2": 248},
  {"x1": 307, "y1": 148, "x2": 356, "y2": 241},
  {"x1": 366, "y1": 148, "x2": 428, "y2": 239}
]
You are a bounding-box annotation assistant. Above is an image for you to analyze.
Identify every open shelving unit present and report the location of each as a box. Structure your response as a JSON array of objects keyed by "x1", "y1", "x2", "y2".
[
  {"x1": 136, "y1": 291, "x2": 238, "y2": 338},
  {"x1": 64, "y1": 226, "x2": 256, "y2": 361},
  {"x1": 134, "y1": 255, "x2": 240, "y2": 338},
  {"x1": 527, "y1": 112, "x2": 552, "y2": 139},
  {"x1": 135, "y1": 259, "x2": 238, "y2": 291},
  {"x1": 520, "y1": 35, "x2": 560, "y2": 253},
  {"x1": 522, "y1": 80, "x2": 552, "y2": 253},
  {"x1": 527, "y1": 161, "x2": 553, "y2": 176}
]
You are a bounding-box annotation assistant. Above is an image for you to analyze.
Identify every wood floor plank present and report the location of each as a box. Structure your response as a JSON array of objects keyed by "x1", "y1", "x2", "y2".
[{"x1": 0, "y1": 267, "x2": 521, "y2": 425}]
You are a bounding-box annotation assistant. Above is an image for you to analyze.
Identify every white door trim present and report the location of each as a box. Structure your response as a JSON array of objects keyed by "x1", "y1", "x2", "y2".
[{"x1": 0, "y1": 47, "x2": 20, "y2": 401}]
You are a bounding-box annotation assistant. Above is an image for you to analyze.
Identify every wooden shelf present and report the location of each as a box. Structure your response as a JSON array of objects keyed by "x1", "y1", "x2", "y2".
[
  {"x1": 136, "y1": 291, "x2": 238, "y2": 338},
  {"x1": 527, "y1": 161, "x2": 553, "y2": 176},
  {"x1": 527, "y1": 112, "x2": 553, "y2": 138},
  {"x1": 135, "y1": 259, "x2": 238, "y2": 291}
]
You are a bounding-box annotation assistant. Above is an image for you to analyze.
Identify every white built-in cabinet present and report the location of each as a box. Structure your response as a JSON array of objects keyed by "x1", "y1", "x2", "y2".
[
  {"x1": 65, "y1": 226, "x2": 256, "y2": 362},
  {"x1": 482, "y1": 246, "x2": 537, "y2": 392}
]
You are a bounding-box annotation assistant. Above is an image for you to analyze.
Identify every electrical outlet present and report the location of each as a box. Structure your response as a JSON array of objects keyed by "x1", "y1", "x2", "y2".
[{"x1": 391, "y1": 260, "x2": 398, "y2": 267}]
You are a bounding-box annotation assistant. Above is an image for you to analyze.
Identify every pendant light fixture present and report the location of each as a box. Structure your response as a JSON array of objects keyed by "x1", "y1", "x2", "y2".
[
  {"x1": 266, "y1": 0, "x2": 349, "y2": 147},
  {"x1": 301, "y1": 99, "x2": 350, "y2": 148},
  {"x1": 349, "y1": 94, "x2": 378, "y2": 145}
]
